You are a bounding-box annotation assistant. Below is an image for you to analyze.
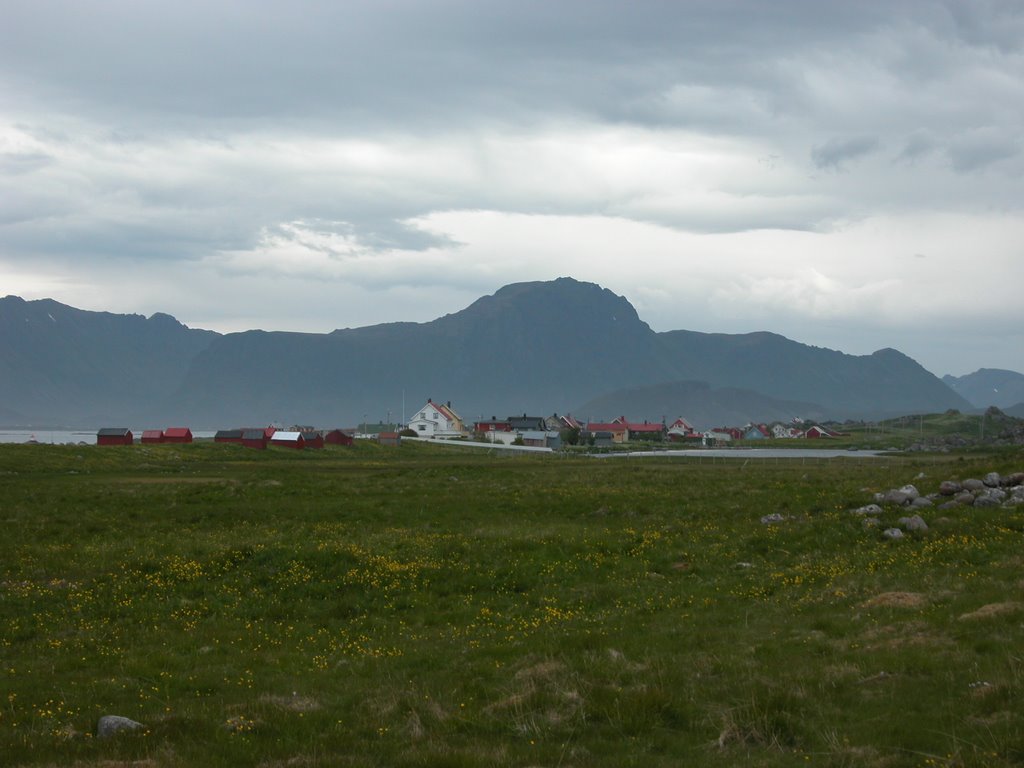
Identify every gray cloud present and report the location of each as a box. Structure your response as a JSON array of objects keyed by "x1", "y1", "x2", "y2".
[
  {"x1": 2, "y1": 1, "x2": 1024, "y2": 375},
  {"x1": 811, "y1": 137, "x2": 882, "y2": 171}
]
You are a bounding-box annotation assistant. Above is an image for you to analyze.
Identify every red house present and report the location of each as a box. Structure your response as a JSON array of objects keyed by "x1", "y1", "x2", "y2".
[
  {"x1": 270, "y1": 431, "x2": 306, "y2": 449},
  {"x1": 325, "y1": 429, "x2": 354, "y2": 446},
  {"x1": 214, "y1": 429, "x2": 244, "y2": 444},
  {"x1": 241, "y1": 429, "x2": 268, "y2": 450},
  {"x1": 97, "y1": 428, "x2": 133, "y2": 446},
  {"x1": 474, "y1": 417, "x2": 513, "y2": 433},
  {"x1": 163, "y1": 427, "x2": 193, "y2": 444},
  {"x1": 141, "y1": 429, "x2": 164, "y2": 444},
  {"x1": 302, "y1": 431, "x2": 324, "y2": 449}
]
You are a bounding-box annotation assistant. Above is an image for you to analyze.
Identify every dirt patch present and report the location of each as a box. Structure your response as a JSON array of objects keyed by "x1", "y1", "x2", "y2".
[
  {"x1": 958, "y1": 601, "x2": 1024, "y2": 621},
  {"x1": 112, "y1": 476, "x2": 231, "y2": 485},
  {"x1": 258, "y1": 693, "x2": 321, "y2": 712},
  {"x1": 859, "y1": 621, "x2": 954, "y2": 652},
  {"x1": 860, "y1": 591, "x2": 928, "y2": 609}
]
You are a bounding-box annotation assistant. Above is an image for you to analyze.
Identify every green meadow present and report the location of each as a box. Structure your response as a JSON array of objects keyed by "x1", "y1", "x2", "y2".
[{"x1": 2, "y1": 441, "x2": 1023, "y2": 767}]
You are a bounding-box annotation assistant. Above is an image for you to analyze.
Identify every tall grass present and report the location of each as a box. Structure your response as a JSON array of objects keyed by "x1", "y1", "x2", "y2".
[{"x1": 1, "y1": 441, "x2": 1022, "y2": 766}]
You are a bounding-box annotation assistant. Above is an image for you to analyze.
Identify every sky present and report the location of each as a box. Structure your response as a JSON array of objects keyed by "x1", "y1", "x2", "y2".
[{"x1": 2, "y1": 0, "x2": 1022, "y2": 377}]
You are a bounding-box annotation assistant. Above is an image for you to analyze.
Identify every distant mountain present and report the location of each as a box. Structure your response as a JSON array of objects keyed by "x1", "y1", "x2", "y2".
[
  {"x1": 942, "y1": 368, "x2": 1024, "y2": 410},
  {"x1": 0, "y1": 279, "x2": 972, "y2": 428},
  {"x1": 0, "y1": 296, "x2": 218, "y2": 426},
  {"x1": 574, "y1": 380, "x2": 826, "y2": 430},
  {"x1": 1006, "y1": 403, "x2": 1024, "y2": 419}
]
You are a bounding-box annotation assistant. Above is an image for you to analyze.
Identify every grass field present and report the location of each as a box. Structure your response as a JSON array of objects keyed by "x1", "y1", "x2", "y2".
[{"x1": 2, "y1": 441, "x2": 1023, "y2": 767}]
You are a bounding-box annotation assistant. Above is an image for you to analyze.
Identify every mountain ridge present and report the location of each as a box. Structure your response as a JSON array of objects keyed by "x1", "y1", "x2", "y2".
[{"x1": 0, "y1": 279, "x2": 972, "y2": 428}]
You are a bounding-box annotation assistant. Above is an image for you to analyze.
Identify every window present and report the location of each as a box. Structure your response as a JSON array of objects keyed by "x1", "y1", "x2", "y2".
[{"x1": 418, "y1": 424, "x2": 426, "y2": 432}]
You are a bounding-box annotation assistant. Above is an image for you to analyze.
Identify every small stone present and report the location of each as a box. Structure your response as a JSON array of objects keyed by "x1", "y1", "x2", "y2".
[
  {"x1": 910, "y1": 496, "x2": 933, "y2": 508},
  {"x1": 983, "y1": 472, "x2": 1002, "y2": 488},
  {"x1": 97, "y1": 715, "x2": 144, "y2": 738},
  {"x1": 954, "y1": 491, "x2": 975, "y2": 506},
  {"x1": 852, "y1": 504, "x2": 883, "y2": 516},
  {"x1": 962, "y1": 478, "x2": 985, "y2": 492},
  {"x1": 760, "y1": 512, "x2": 786, "y2": 524},
  {"x1": 937, "y1": 500, "x2": 960, "y2": 511},
  {"x1": 974, "y1": 495, "x2": 1000, "y2": 508},
  {"x1": 882, "y1": 528, "x2": 904, "y2": 540}
]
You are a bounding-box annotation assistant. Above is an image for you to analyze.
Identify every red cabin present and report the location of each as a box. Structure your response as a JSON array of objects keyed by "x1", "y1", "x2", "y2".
[
  {"x1": 141, "y1": 429, "x2": 164, "y2": 444},
  {"x1": 97, "y1": 428, "x2": 133, "y2": 446},
  {"x1": 163, "y1": 427, "x2": 193, "y2": 443},
  {"x1": 325, "y1": 429, "x2": 354, "y2": 446}
]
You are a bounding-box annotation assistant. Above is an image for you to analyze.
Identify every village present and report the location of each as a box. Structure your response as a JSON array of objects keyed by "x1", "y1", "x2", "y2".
[{"x1": 94, "y1": 397, "x2": 844, "y2": 449}]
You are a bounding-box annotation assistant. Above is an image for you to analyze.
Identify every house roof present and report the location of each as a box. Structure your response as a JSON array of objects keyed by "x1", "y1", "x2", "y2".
[
  {"x1": 97, "y1": 428, "x2": 131, "y2": 437},
  {"x1": 164, "y1": 427, "x2": 191, "y2": 438},
  {"x1": 270, "y1": 431, "x2": 304, "y2": 442},
  {"x1": 627, "y1": 422, "x2": 665, "y2": 433},
  {"x1": 141, "y1": 430, "x2": 163, "y2": 439},
  {"x1": 586, "y1": 422, "x2": 628, "y2": 432},
  {"x1": 242, "y1": 429, "x2": 266, "y2": 441},
  {"x1": 508, "y1": 415, "x2": 546, "y2": 429},
  {"x1": 215, "y1": 429, "x2": 244, "y2": 439}
]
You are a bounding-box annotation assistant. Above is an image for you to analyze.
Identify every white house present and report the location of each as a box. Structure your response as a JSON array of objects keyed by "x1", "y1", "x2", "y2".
[{"x1": 407, "y1": 399, "x2": 466, "y2": 439}]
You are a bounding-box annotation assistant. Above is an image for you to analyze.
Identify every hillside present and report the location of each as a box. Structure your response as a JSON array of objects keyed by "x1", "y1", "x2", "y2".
[
  {"x1": 0, "y1": 279, "x2": 972, "y2": 427},
  {"x1": 942, "y1": 368, "x2": 1024, "y2": 410},
  {"x1": 0, "y1": 296, "x2": 218, "y2": 426},
  {"x1": 573, "y1": 380, "x2": 825, "y2": 429}
]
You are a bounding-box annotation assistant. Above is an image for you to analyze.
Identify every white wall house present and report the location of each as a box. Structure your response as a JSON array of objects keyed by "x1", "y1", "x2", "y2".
[{"x1": 407, "y1": 399, "x2": 466, "y2": 438}]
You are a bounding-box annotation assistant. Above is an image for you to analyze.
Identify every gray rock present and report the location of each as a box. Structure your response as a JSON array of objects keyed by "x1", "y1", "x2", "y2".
[
  {"x1": 954, "y1": 491, "x2": 975, "y2": 506},
  {"x1": 883, "y1": 489, "x2": 911, "y2": 506},
  {"x1": 963, "y1": 478, "x2": 985, "y2": 492},
  {"x1": 984, "y1": 472, "x2": 1002, "y2": 488},
  {"x1": 862, "y1": 517, "x2": 881, "y2": 528},
  {"x1": 939, "y1": 480, "x2": 962, "y2": 496},
  {"x1": 96, "y1": 715, "x2": 144, "y2": 738},
  {"x1": 882, "y1": 528, "x2": 905, "y2": 540},
  {"x1": 937, "y1": 500, "x2": 960, "y2": 511},
  {"x1": 1004, "y1": 472, "x2": 1024, "y2": 487},
  {"x1": 898, "y1": 484, "x2": 921, "y2": 500},
  {"x1": 760, "y1": 513, "x2": 787, "y2": 524},
  {"x1": 853, "y1": 503, "x2": 884, "y2": 516},
  {"x1": 898, "y1": 514, "x2": 929, "y2": 532},
  {"x1": 910, "y1": 496, "x2": 933, "y2": 508},
  {"x1": 974, "y1": 495, "x2": 1001, "y2": 508}
]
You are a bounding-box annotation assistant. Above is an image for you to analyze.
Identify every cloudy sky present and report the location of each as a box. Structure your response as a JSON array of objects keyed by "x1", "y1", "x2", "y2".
[{"x1": 2, "y1": 0, "x2": 1022, "y2": 376}]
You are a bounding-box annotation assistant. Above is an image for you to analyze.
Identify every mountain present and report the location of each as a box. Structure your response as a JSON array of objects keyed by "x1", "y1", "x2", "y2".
[
  {"x1": 0, "y1": 296, "x2": 218, "y2": 426},
  {"x1": 574, "y1": 380, "x2": 826, "y2": 430},
  {"x1": 0, "y1": 279, "x2": 972, "y2": 428},
  {"x1": 942, "y1": 368, "x2": 1024, "y2": 410}
]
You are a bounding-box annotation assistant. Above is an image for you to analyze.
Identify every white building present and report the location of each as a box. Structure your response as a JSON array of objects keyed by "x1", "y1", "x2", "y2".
[{"x1": 407, "y1": 399, "x2": 466, "y2": 439}]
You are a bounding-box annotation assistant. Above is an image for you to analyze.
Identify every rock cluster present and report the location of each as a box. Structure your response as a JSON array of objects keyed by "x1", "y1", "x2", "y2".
[{"x1": 852, "y1": 470, "x2": 1024, "y2": 536}]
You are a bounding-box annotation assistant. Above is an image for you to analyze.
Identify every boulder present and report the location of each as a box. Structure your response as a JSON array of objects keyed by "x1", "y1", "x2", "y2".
[
  {"x1": 910, "y1": 496, "x2": 933, "y2": 509},
  {"x1": 898, "y1": 484, "x2": 921, "y2": 500},
  {"x1": 954, "y1": 491, "x2": 975, "y2": 506},
  {"x1": 96, "y1": 715, "x2": 144, "y2": 738},
  {"x1": 974, "y1": 494, "x2": 1001, "y2": 508},
  {"x1": 882, "y1": 528, "x2": 905, "y2": 540},
  {"x1": 962, "y1": 478, "x2": 985, "y2": 492},
  {"x1": 883, "y1": 489, "x2": 911, "y2": 506},
  {"x1": 983, "y1": 472, "x2": 1002, "y2": 488},
  {"x1": 898, "y1": 514, "x2": 929, "y2": 532},
  {"x1": 938, "y1": 480, "x2": 962, "y2": 496},
  {"x1": 1004, "y1": 472, "x2": 1024, "y2": 487}
]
